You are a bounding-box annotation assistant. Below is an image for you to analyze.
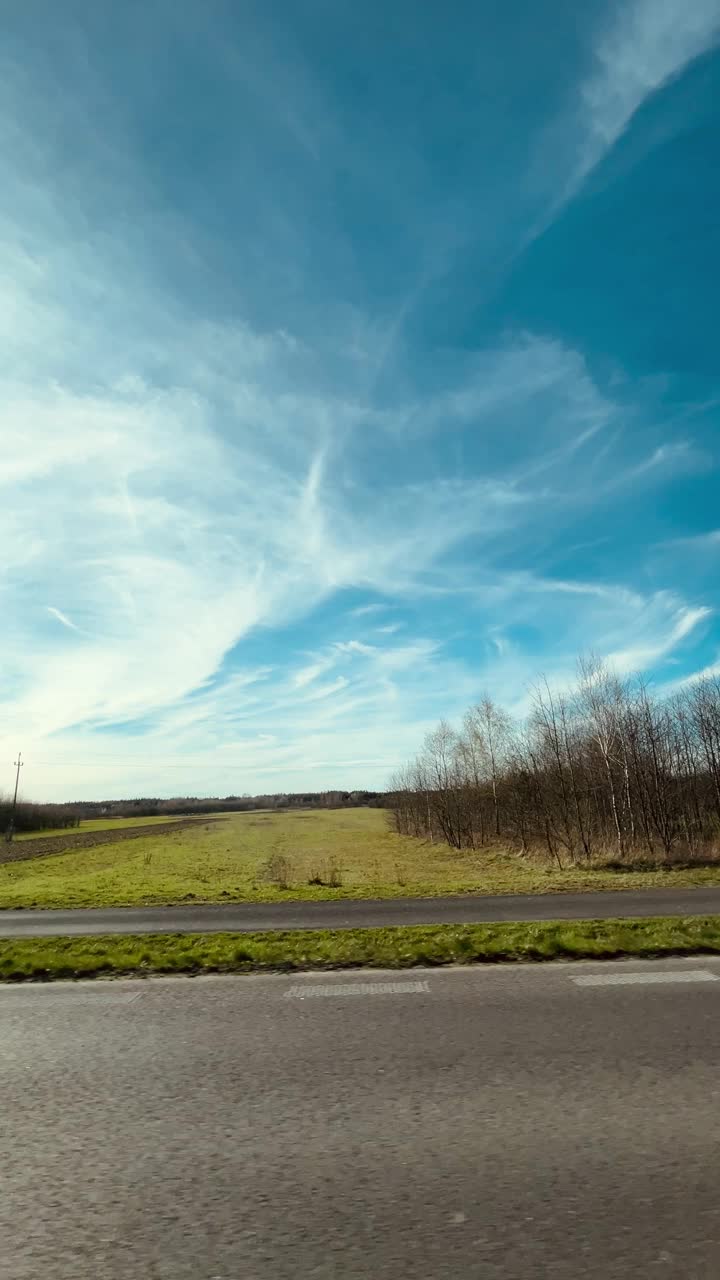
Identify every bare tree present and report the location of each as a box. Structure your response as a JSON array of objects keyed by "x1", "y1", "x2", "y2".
[
  {"x1": 387, "y1": 653, "x2": 720, "y2": 868},
  {"x1": 463, "y1": 696, "x2": 512, "y2": 839}
]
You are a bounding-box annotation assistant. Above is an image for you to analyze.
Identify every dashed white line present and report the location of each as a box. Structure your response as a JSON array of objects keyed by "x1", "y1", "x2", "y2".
[
  {"x1": 573, "y1": 970, "x2": 719, "y2": 987},
  {"x1": 285, "y1": 980, "x2": 430, "y2": 999}
]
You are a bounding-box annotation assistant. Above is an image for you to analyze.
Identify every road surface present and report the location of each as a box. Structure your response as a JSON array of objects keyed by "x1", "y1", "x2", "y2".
[
  {"x1": 2, "y1": 884, "x2": 720, "y2": 936},
  {"x1": 2, "y1": 959, "x2": 720, "y2": 1278}
]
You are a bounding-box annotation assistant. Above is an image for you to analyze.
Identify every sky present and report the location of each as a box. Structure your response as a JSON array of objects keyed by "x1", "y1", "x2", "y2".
[{"x1": 2, "y1": 0, "x2": 720, "y2": 802}]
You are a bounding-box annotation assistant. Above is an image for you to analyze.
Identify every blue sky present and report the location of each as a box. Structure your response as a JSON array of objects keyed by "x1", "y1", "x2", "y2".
[{"x1": 2, "y1": 0, "x2": 720, "y2": 801}]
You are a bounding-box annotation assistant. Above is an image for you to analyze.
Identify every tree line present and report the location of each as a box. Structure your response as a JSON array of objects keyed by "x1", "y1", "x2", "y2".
[
  {"x1": 0, "y1": 799, "x2": 80, "y2": 837},
  {"x1": 387, "y1": 658, "x2": 720, "y2": 865},
  {"x1": 71, "y1": 790, "x2": 383, "y2": 819}
]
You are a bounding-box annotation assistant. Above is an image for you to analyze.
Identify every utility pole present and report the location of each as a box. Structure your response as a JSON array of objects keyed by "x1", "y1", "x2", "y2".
[{"x1": 6, "y1": 752, "x2": 23, "y2": 843}]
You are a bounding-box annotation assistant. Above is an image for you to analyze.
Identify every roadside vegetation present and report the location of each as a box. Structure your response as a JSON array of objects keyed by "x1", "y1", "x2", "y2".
[
  {"x1": 1, "y1": 807, "x2": 720, "y2": 911},
  {"x1": 2, "y1": 915, "x2": 720, "y2": 981}
]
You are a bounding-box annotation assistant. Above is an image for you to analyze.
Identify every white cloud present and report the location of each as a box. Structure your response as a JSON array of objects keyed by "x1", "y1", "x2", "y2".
[
  {"x1": 349, "y1": 603, "x2": 388, "y2": 617},
  {"x1": 294, "y1": 677, "x2": 349, "y2": 703},
  {"x1": 0, "y1": 313, "x2": 558, "y2": 763},
  {"x1": 604, "y1": 605, "x2": 711, "y2": 674},
  {"x1": 334, "y1": 640, "x2": 378, "y2": 657},
  {"x1": 46, "y1": 606, "x2": 79, "y2": 632},
  {"x1": 488, "y1": 629, "x2": 508, "y2": 657},
  {"x1": 580, "y1": 0, "x2": 720, "y2": 170},
  {"x1": 661, "y1": 530, "x2": 720, "y2": 551},
  {"x1": 1, "y1": 260, "x2": 711, "y2": 796},
  {"x1": 291, "y1": 658, "x2": 336, "y2": 689},
  {"x1": 526, "y1": 0, "x2": 720, "y2": 249},
  {"x1": 2, "y1": 324, "x2": 708, "y2": 793},
  {"x1": 617, "y1": 441, "x2": 711, "y2": 486}
]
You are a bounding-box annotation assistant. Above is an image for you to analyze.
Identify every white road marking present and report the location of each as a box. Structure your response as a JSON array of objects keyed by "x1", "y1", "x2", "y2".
[
  {"x1": 285, "y1": 980, "x2": 430, "y2": 999},
  {"x1": 573, "y1": 970, "x2": 719, "y2": 987}
]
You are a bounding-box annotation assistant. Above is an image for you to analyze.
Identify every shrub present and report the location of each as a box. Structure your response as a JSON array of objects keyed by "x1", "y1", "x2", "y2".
[{"x1": 261, "y1": 853, "x2": 294, "y2": 889}]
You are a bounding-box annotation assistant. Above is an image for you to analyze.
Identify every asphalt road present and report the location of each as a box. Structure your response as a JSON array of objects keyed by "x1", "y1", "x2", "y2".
[
  {"x1": 2, "y1": 959, "x2": 720, "y2": 1278},
  {"x1": 2, "y1": 884, "x2": 720, "y2": 936}
]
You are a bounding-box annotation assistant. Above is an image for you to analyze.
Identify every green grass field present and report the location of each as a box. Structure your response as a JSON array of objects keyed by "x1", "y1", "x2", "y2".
[
  {"x1": 1, "y1": 915, "x2": 720, "y2": 981},
  {"x1": 2, "y1": 807, "x2": 720, "y2": 910}
]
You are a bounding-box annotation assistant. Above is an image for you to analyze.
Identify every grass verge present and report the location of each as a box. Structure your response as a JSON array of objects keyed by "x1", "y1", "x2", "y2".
[{"x1": 2, "y1": 915, "x2": 720, "y2": 982}]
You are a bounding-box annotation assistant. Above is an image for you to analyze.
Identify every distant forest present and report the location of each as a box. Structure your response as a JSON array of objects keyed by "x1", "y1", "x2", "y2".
[
  {"x1": 74, "y1": 790, "x2": 383, "y2": 819},
  {"x1": 1, "y1": 790, "x2": 384, "y2": 836}
]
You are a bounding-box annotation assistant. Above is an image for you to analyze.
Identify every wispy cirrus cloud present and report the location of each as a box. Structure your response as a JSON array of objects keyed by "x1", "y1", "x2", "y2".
[
  {"x1": 605, "y1": 605, "x2": 712, "y2": 675},
  {"x1": 579, "y1": 0, "x2": 720, "y2": 170},
  {"x1": 660, "y1": 529, "x2": 720, "y2": 551},
  {"x1": 526, "y1": 0, "x2": 720, "y2": 246},
  {"x1": 46, "y1": 606, "x2": 80, "y2": 632},
  {"x1": 2, "y1": 284, "x2": 712, "y2": 792},
  {"x1": 348, "y1": 604, "x2": 389, "y2": 618},
  {"x1": 2, "y1": 226, "x2": 640, "y2": 758},
  {"x1": 606, "y1": 440, "x2": 714, "y2": 492},
  {"x1": 291, "y1": 658, "x2": 337, "y2": 689}
]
